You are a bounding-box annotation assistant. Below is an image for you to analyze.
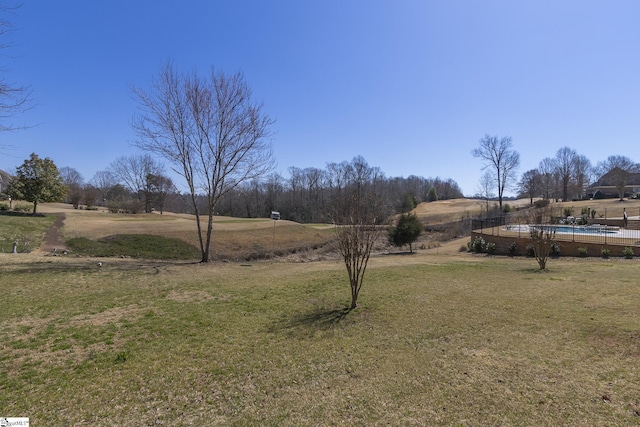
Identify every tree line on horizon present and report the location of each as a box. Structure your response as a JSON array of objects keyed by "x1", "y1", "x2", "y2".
[
  {"x1": 471, "y1": 135, "x2": 640, "y2": 212},
  {"x1": 0, "y1": 154, "x2": 464, "y2": 220}
]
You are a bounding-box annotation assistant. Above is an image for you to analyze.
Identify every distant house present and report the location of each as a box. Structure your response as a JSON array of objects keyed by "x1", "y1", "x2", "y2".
[
  {"x1": 0, "y1": 169, "x2": 12, "y2": 194},
  {"x1": 586, "y1": 167, "x2": 640, "y2": 199}
]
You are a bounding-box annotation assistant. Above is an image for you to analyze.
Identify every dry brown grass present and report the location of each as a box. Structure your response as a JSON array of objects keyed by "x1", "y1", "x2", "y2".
[
  {"x1": 2, "y1": 252, "x2": 640, "y2": 425},
  {"x1": 36, "y1": 203, "x2": 335, "y2": 261}
]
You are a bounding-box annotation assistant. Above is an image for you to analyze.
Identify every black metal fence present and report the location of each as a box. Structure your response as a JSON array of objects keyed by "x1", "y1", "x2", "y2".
[{"x1": 473, "y1": 212, "x2": 640, "y2": 247}]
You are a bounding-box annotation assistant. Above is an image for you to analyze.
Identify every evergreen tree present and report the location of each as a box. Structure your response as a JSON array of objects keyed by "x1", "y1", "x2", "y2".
[
  {"x1": 388, "y1": 212, "x2": 423, "y2": 253},
  {"x1": 426, "y1": 187, "x2": 438, "y2": 202}
]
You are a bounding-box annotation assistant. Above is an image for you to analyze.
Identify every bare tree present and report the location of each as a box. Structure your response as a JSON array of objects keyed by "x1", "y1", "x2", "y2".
[
  {"x1": 553, "y1": 147, "x2": 577, "y2": 202},
  {"x1": 0, "y1": 3, "x2": 34, "y2": 138},
  {"x1": 332, "y1": 157, "x2": 389, "y2": 309},
  {"x1": 475, "y1": 170, "x2": 495, "y2": 215},
  {"x1": 518, "y1": 169, "x2": 540, "y2": 205},
  {"x1": 537, "y1": 157, "x2": 559, "y2": 201},
  {"x1": 472, "y1": 135, "x2": 520, "y2": 211},
  {"x1": 572, "y1": 154, "x2": 592, "y2": 200},
  {"x1": 59, "y1": 166, "x2": 84, "y2": 208},
  {"x1": 146, "y1": 173, "x2": 175, "y2": 214},
  {"x1": 109, "y1": 154, "x2": 164, "y2": 211},
  {"x1": 527, "y1": 205, "x2": 557, "y2": 270},
  {"x1": 131, "y1": 62, "x2": 274, "y2": 262},
  {"x1": 81, "y1": 184, "x2": 101, "y2": 208},
  {"x1": 89, "y1": 170, "x2": 116, "y2": 205}
]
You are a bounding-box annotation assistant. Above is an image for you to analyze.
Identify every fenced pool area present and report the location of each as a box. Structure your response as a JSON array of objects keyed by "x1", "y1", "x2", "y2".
[{"x1": 471, "y1": 208, "x2": 640, "y2": 256}]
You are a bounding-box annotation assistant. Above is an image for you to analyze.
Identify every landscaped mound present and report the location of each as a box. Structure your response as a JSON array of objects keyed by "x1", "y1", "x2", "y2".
[{"x1": 66, "y1": 234, "x2": 201, "y2": 260}]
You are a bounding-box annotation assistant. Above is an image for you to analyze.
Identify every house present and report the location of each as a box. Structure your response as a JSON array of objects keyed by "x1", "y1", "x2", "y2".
[
  {"x1": 586, "y1": 167, "x2": 640, "y2": 199},
  {"x1": 0, "y1": 169, "x2": 12, "y2": 195}
]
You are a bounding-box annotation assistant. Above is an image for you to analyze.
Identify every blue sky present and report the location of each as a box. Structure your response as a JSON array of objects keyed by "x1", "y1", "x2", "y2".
[{"x1": 2, "y1": 0, "x2": 639, "y2": 196}]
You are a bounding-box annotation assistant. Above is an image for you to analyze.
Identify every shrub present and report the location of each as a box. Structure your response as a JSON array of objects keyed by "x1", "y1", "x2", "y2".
[
  {"x1": 551, "y1": 242, "x2": 561, "y2": 257},
  {"x1": 508, "y1": 242, "x2": 517, "y2": 256},
  {"x1": 623, "y1": 246, "x2": 634, "y2": 259},
  {"x1": 534, "y1": 199, "x2": 550, "y2": 208},
  {"x1": 601, "y1": 248, "x2": 610, "y2": 259},
  {"x1": 486, "y1": 242, "x2": 496, "y2": 254},
  {"x1": 526, "y1": 244, "x2": 535, "y2": 257},
  {"x1": 577, "y1": 247, "x2": 588, "y2": 257},
  {"x1": 13, "y1": 203, "x2": 32, "y2": 212},
  {"x1": 0, "y1": 203, "x2": 8, "y2": 211},
  {"x1": 563, "y1": 207, "x2": 574, "y2": 217},
  {"x1": 472, "y1": 236, "x2": 485, "y2": 253}
]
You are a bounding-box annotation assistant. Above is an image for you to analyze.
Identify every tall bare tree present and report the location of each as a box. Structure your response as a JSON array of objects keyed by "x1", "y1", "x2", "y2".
[
  {"x1": 571, "y1": 154, "x2": 591, "y2": 200},
  {"x1": 553, "y1": 147, "x2": 577, "y2": 202},
  {"x1": 472, "y1": 135, "x2": 520, "y2": 211},
  {"x1": 537, "y1": 157, "x2": 558, "y2": 200},
  {"x1": 59, "y1": 166, "x2": 84, "y2": 208},
  {"x1": 0, "y1": 3, "x2": 33, "y2": 137},
  {"x1": 518, "y1": 169, "x2": 541, "y2": 205},
  {"x1": 132, "y1": 62, "x2": 274, "y2": 262},
  {"x1": 89, "y1": 170, "x2": 116, "y2": 205}
]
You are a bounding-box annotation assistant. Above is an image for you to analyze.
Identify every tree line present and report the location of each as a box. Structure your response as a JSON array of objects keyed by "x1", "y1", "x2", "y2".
[
  {"x1": 471, "y1": 135, "x2": 640, "y2": 210},
  {"x1": 1, "y1": 152, "x2": 464, "y2": 219}
]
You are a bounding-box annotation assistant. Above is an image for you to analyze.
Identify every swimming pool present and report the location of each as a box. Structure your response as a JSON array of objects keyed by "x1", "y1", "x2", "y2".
[
  {"x1": 550, "y1": 225, "x2": 619, "y2": 235},
  {"x1": 504, "y1": 224, "x2": 620, "y2": 235}
]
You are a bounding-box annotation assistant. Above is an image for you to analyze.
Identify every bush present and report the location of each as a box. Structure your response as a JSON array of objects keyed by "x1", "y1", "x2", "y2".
[
  {"x1": 551, "y1": 242, "x2": 561, "y2": 257},
  {"x1": 623, "y1": 246, "x2": 634, "y2": 259},
  {"x1": 472, "y1": 236, "x2": 485, "y2": 253},
  {"x1": 563, "y1": 207, "x2": 574, "y2": 217},
  {"x1": 0, "y1": 203, "x2": 8, "y2": 211},
  {"x1": 13, "y1": 203, "x2": 32, "y2": 212},
  {"x1": 508, "y1": 242, "x2": 517, "y2": 256},
  {"x1": 534, "y1": 199, "x2": 550, "y2": 208},
  {"x1": 486, "y1": 242, "x2": 496, "y2": 254},
  {"x1": 601, "y1": 248, "x2": 610, "y2": 259},
  {"x1": 577, "y1": 247, "x2": 588, "y2": 257},
  {"x1": 526, "y1": 244, "x2": 535, "y2": 257}
]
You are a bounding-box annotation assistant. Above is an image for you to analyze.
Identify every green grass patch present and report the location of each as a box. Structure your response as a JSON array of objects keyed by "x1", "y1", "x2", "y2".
[
  {"x1": 0, "y1": 212, "x2": 56, "y2": 252},
  {"x1": 2, "y1": 256, "x2": 640, "y2": 425},
  {"x1": 66, "y1": 234, "x2": 201, "y2": 260}
]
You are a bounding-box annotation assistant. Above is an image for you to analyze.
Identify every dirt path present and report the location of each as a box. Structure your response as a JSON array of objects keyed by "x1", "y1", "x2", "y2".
[{"x1": 38, "y1": 213, "x2": 67, "y2": 254}]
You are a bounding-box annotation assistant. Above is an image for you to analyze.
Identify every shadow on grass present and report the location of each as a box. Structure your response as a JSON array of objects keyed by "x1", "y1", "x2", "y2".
[{"x1": 269, "y1": 306, "x2": 354, "y2": 336}]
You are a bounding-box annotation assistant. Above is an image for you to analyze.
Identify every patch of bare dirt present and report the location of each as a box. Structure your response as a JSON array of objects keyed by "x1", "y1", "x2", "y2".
[{"x1": 38, "y1": 213, "x2": 66, "y2": 253}]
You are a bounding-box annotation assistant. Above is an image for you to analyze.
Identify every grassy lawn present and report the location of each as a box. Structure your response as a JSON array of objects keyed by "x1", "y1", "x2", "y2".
[
  {"x1": 1, "y1": 254, "x2": 639, "y2": 425},
  {"x1": 0, "y1": 213, "x2": 56, "y2": 253},
  {"x1": 66, "y1": 234, "x2": 202, "y2": 260}
]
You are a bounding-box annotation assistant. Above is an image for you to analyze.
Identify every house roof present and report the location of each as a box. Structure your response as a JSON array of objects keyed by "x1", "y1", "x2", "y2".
[{"x1": 589, "y1": 167, "x2": 640, "y2": 188}]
